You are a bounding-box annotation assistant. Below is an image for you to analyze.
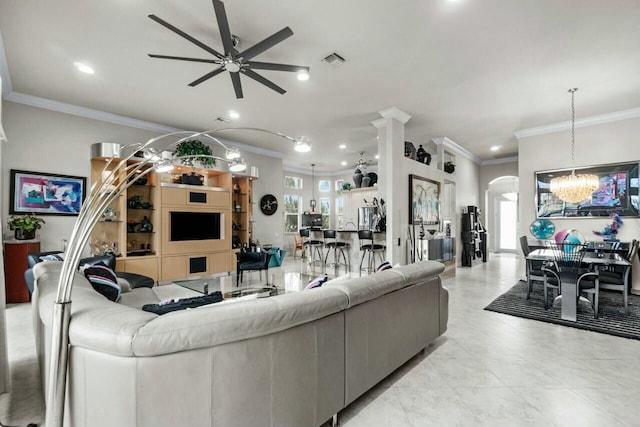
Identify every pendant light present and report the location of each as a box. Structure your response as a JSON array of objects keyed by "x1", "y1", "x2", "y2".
[
  {"x1": 549, "y1": 88, "x2": 599, "y2": 203},
  {"x1": 310, "y1": 163, "x2": 317, "y2": 211}
]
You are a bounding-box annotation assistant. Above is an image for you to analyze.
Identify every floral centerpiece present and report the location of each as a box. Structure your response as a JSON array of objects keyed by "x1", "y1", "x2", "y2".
[{"x1": 593, "y1": 212, "x2": 623, "y2": 241}]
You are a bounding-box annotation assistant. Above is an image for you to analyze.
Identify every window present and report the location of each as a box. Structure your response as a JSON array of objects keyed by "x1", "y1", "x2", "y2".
[
  {"x1": 284, "y1": 176, "x2": 303, "y2": 189},
  {"x1": 284, "y1": 195, "x2": 302, "y2": 232},
  {"x1": 320, "y1": 198, "x2": 330, "y2": 229},
  {"x1": 335, "y1": 180, "x2": 344, "y2": 192},
  {"x1": 319, "y1": 180, "x2": 331, "y2": 192},
  {"x1": 335, "y1": 197, "x2": 344, "y2": 229}
]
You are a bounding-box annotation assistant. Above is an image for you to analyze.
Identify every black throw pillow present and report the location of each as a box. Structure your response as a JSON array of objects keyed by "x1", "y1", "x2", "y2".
[
  {"x1": 83, "y1": 262, "x2": 121, "y2": 302},
  {"x1": 142, "y1": 292, "x2": 224, "y2": 315}
]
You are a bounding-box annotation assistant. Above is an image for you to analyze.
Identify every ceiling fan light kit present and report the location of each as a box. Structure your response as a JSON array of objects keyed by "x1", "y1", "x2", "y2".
[{"x1": 148, "y1": 0, "x2": 310, "y2": 99}]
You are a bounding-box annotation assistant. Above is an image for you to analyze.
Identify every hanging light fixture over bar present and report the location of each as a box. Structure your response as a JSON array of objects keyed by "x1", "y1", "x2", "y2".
[{"x1": 549, "y1": 88, "x2": 599, "y2": 203}]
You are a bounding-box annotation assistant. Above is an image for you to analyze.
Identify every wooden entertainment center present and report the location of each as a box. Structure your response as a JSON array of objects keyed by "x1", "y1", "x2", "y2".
[{"x1": 90, "y1": 157, "x2": 255, "y2": 282}]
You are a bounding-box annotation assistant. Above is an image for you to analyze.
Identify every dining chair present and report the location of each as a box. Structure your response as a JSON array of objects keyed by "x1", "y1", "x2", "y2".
[
  {"x1": 521, "y1": 236, "x2": 542, "y2": 297},
  {"x1": 578, "y1": 239, "x2": 638, "y2": 318},
  {"x1": 292, "y1": 234, "x2": 305, "y2": 259}
]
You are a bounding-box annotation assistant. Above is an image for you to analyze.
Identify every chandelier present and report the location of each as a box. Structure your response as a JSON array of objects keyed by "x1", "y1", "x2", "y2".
[{"x1": 549, "y1": 88, "x2": 599, "y2": 203}]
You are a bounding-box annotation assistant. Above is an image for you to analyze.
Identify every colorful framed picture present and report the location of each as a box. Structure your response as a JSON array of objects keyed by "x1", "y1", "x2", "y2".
[
  {"x1": 9, "y1": 169, "x2": 86, "y2": 215},
  {"x1": 409, "y1": 174, "x2": 440, "y2": 225}
]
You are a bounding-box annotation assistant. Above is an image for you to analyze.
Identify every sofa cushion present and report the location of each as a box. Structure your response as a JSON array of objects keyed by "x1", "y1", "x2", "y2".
[
  {"x1": 39, "y1": 253, "x2": 64, "y2": 262},
  {"x1": 83, "y1": 262, "x2": 121, "y2": 302}
]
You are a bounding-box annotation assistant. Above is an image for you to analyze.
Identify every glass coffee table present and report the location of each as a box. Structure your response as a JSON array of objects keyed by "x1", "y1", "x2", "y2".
[{"x1": 172, "y1": 277, "x2": 280, "y2": 299}]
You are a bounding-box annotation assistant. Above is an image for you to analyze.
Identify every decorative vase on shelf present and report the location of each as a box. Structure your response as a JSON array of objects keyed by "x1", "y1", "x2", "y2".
[
  {"x1": 353, "y1": 169, "x2": 363, "y2": 188},
  {"x1": 416, "y1": 145, "x2": 429, "y2": 164},
  {"x1": 361, "y1": 175, "x2": 371, "y2": 188}
]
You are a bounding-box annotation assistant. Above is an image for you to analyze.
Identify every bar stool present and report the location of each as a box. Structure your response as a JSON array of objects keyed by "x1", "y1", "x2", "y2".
[
  {"x1": 300, "y1": 228, "x2": 323, "y2": 267},
  {"x1": 323, "y1": 230, "x2": 349, "y2": 273},
  {"x1": 358, "y1": 229, "x2": 386, "y2": 276}
]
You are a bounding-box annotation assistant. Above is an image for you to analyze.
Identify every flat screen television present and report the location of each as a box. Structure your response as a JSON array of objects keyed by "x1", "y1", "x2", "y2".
[
  {"x1": 535, "y1": 161, "x2": 640, "y2": 218},
  {"x1": 302, "y1": 213, "x2": 322, "y2": 227},
  {"x1": 170, "y1": 211, "x2": 222, "y2": 241}
]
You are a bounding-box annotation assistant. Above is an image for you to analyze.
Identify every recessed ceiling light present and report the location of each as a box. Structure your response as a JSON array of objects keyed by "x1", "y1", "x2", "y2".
[
  {"x1": 73, "y1": 62, "x2": 94, "y2": 74},
  {"x1": 375, "y1": 154, "x2": 379, "y2": 159},
  {"x1": 339, "y1": 144, "x2": 346, "y2": 149},
  {"x1": 490, "y1": 145, "x2": 501, "y2": 152},
  {"x1": 228, "y1": 110, "x2": 240, "y2": 119},
  {"x1": 297, "y1": 70, "x2": 309, "y2": 81},
  {"x1": 341, "y1": 161, "x2": 347, "y2": 166}
]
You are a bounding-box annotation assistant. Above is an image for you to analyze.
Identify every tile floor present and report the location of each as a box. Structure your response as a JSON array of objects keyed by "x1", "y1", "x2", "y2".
[
  {"x1": 4, "y1": 253, "x2": 640, "y2": 426},
  {"x1": 332, "y1": 253, "x2": 640, "y2": 427}
]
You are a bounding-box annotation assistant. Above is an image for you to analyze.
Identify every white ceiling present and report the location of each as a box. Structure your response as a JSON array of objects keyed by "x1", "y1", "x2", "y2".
[{"x1": 1, "y1": 0, "x2": 639, "y2": 172}]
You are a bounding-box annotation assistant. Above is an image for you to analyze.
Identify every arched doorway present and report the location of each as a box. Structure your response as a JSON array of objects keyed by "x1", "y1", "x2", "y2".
[{"x1": 487, "y1": 176, "x2": 519, "y2": 253}]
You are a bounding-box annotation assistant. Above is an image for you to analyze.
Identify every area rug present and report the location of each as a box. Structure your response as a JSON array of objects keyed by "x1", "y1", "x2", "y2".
[{"x1": 484, "y1": 280, "x2": 640, "y2": 341}]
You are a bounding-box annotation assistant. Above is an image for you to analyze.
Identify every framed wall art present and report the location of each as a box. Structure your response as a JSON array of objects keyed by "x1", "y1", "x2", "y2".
[
  {"x1": 535, "y1": 161, "x2": 639, "y2": 218},
  {"x1": 409, "y1": 174, "x2": 440, "y2": 224},
  {"x1": 9, "y1": 169, "x2": 86, "y2": 215}
]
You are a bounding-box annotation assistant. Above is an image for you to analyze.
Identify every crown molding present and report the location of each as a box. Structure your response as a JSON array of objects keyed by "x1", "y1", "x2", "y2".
[
  {"x1": 6, "y1": 91, "x2": 180, "y2": 133},
  {"x1": 371, "y1": 118, "x2": 386, "y2": 129},
  {"x1": 432, "y1": 136, "x2": 482, "y2": 164},
  {"x1": 4, "y1": 91, "x2": 287, "y2": 159},
  {"x1": 481, "y1": 156, "x2": 519, "y2": 166},
  {"x1": 514, "y1": 107, "x2": 640, "y2": 139},
  {"x1": 378, "y1": 106, "x2": 412, "y2": 124}
]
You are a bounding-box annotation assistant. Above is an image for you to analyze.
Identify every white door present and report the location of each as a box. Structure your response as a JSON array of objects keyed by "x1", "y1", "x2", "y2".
[{"x1": 495, "y1": 197, "x2": 518, "y2": 252}]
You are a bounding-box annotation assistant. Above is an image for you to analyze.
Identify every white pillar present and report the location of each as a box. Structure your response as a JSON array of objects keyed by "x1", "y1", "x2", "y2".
[{"x1": 372, "y1": 107, "x2": 411, "y2": 265}]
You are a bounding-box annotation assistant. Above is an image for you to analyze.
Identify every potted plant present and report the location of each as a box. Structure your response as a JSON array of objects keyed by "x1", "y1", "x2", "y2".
[
  {"x1": 7, "y1": 213, "x2": 45, "y2": 240},
  {"x1": 444, "y1": 161, "x2": 455, "y2": 174},
  {"x1": 173, "y1": 139, "x2": 215, "y2": 168}
]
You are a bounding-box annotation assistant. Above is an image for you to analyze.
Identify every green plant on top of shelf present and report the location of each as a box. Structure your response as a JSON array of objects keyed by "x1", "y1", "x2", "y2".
[
  {"x1": 174, "y1": 139, "x2": 216, "y2": 167},
  {"x1": 7, "y1": 213, "x2": 45, "y2": 240}
]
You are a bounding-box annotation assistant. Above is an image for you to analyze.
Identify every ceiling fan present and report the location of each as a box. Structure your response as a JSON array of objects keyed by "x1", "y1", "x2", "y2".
[{"x1": 148, "y1": 0, "x2": 310, "y2": 99}]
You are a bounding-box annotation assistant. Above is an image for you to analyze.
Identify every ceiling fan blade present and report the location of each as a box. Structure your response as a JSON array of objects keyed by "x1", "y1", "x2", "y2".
[
  {"x1": 188, "y1": 67, "x2": 225, "y2": 87},
  {"x1": 212, "y1": 0, "x2": 235, "y2": 56},
  {"x1": 148, "y1": 14, "x2": 224, "y2": 59},
  {"x1": 239, "y1": 27, "x2": 294, "y2": 61},
  {"x1": 241, "y1": 69, "x2": 286, "y2": 94},
  {"x1": 148, "y1": 54, "x2": 219, "y2": 64},
  {"x1": 230, "y1": 72, "x2": 244, "y2": 99},
  {"x1": 247, "y1": 61, "x2": 309, "y2": 73}
]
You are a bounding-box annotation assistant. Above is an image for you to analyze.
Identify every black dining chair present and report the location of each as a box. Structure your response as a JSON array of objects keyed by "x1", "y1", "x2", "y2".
[
  {"x1": 543, "y1": 242, "x2": 587, "y2": 310},
  {"x1": 236, "y1": 250, "x2": 272, "y2": 286},
  {"x1": 578, "y1": 239, "x2": 638, "y2": 318}
]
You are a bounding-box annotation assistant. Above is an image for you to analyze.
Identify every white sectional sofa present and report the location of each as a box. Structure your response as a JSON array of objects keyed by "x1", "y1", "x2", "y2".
[{"x1": 33, "y1": 260, "x2": 448, "y2": 427}]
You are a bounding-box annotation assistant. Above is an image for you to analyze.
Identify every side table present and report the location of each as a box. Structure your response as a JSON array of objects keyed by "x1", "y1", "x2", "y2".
[{"x1": 3, "y1": 239, "x2": 40, "y2": 303}]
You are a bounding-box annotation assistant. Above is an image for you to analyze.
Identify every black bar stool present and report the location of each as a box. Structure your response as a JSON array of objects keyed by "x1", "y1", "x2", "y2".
[
  {"x1": 300, "y1": 228, "x2": 323, "y2": 267},
  {"x1": 358, "y1": 230, "x2": 386, "y2": 276},
  {"x1": 323, "y1": 230, "x2": 349, "y2": 273}
]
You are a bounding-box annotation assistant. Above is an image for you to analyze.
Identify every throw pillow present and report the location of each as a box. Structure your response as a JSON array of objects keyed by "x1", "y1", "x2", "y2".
[
  {"x1": 376, "y1": 261, "x2": 392, "y2": 272},
  {"x1": 83, "y1": 262, "x2": 121, "y2": 302},
  {"x1": 142, "y1": 292, "x2": 224, "y2": 315},
  {"x1": 305, "y1": 274, "x2": 329, "y2": 290},
  {"x1": 39, "y1": 253, "x2": 64, "y2": 262}
]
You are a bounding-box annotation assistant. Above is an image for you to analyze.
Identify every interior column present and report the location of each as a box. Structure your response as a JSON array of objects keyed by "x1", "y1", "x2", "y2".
[{"x1": 372, "y1": 107, "x2": 411, "y2": 265}]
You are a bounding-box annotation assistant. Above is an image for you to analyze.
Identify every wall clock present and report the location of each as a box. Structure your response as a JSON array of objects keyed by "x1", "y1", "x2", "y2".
[{"x1": 260, "y1": 194, "x2": 278, "y2": 215}]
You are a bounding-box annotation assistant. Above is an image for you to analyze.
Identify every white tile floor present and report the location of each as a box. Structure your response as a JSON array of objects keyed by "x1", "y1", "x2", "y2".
[{"x1": 328, "y1": 253, "x2": 640, "y2": 427}]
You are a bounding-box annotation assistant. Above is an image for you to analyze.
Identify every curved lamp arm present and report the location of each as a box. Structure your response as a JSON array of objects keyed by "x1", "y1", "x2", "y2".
[{"x1": 45, "y1": 127, "x2": 300, "y2": 427}]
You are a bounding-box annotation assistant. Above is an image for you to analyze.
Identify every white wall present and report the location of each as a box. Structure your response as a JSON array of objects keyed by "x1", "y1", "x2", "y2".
[
  {"x1": 451, "y1": 153, "x2": 481, "y2": 266},
  {"x1": 519, "y1": 118, "x2": 640, "y2": 241},
  {"x1": 1, "y1": 102, "x2": 160, "y2": 251},
  {"x1": 1, "y1": 102, "x2": 287, "y2": 254}
]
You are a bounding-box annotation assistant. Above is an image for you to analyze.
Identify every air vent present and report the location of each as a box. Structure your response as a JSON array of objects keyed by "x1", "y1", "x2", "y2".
[
  {"x1": 216, "y1": 116, "x2": 231, "y2": 123},
  {"x1": 322, "y1": 52, "x2": 346, "y2": 67}
]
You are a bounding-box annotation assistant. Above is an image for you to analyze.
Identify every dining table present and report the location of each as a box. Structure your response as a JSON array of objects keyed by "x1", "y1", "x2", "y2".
[{"x1": 526, "y1": 248, "x2": 632, "y2": 321}]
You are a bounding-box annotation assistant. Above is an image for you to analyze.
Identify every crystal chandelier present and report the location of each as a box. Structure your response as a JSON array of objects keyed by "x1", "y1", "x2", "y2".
[{"x1": 549, "y1": 88, "x2": 599, "y2": 203}]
